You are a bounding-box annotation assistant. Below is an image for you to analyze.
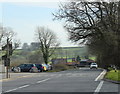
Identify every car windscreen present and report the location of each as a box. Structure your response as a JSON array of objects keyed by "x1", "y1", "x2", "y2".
[{"x1": 91, "y1": 63, "x2": 97, "y2": 65}]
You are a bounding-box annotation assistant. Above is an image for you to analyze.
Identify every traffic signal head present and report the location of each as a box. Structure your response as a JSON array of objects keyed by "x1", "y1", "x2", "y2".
[{"x1": 2, "y1": 54, "x2": 7, "y2": 60}]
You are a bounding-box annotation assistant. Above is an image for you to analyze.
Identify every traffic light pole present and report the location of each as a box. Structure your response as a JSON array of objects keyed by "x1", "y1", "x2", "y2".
[
  {"x1": 66, "y1": 50, "x2": 67, "y2": 63},
  {"x1": 6, "y1": 38, "x2": 9, "y2": 78},
  {"x1": 2, "y1": 38, "x2": 12, "y2": 78},
  {"x1": 6, "y1": 65, "x2": 8, "y2": 78}
]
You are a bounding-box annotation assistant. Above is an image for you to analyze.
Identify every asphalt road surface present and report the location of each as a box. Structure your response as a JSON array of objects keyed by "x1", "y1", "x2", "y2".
[{"x1": 1, "y1": 68, "x2": 119, "y2": 94}]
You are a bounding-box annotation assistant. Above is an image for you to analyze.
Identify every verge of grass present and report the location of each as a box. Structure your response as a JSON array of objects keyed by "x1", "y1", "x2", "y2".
[{"x1": 105, "y1": 70, "x2": 120, "y2": 82}]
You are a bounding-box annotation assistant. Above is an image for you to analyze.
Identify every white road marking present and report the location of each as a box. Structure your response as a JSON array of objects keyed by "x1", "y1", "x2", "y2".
[
  {"x1": 5, "y1": 85, "x2": 29, "y2": 93},
  {"x1": 5, "y1": 88, "x2": 18, "y2": 92},
  {"x1": 66, "y1": 73, "x2": 71, "y2": 75},
  {"x1": 95, "y1": 70, "x2": 106, "y2": 81},
  {"x1": 18, "y1": 85, "x2": 30, "y2": 89},
  {"x1": 94, "y1": 81, "x2": 104, "y2": 93},
  {"x1": 5, "y1": 78, "x2": 51, "y2": 93},
  {"x1": 79, "y1": 68, "x2": 90, "y2": 69},
  {"x1": 36, "y1": 78, "x2": 51, "y2": 83},
  {"x1": 56, "y1": 74, "x2": 62, "y2": 78}
]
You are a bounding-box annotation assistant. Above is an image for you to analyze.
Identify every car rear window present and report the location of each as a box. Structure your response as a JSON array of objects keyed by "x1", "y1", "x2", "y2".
[
  {"x1": 35, "y1": 64, "x2": 42, "y2": 67},
  {"x1": 26, "y1": 64, "x2": 34, "y2": 67},
  {"x1": 18, "y1": 64, "x2": 27, "y2": 67}
]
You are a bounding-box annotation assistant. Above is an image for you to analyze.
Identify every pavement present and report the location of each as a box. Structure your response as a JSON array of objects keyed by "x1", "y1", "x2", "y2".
[
  {"x1": 1, "y1": 68, "x2": 119, "y2": 94},
  {"x1": 0, "y1": 72, "x2": 41, "y2": 82}
]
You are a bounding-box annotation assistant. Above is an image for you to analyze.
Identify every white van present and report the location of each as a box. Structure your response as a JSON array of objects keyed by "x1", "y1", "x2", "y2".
[{"x1": 90, "y1": 63, "x2": 98, "y2": 69}]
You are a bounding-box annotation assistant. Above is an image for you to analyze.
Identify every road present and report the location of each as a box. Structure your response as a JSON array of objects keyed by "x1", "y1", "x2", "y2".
[
  {"x1": 1, "y1": 68, "x2": 119, "y2": 94},
  {"x1": 0, "y1": 65, "x2": 5, "y2": 73}
]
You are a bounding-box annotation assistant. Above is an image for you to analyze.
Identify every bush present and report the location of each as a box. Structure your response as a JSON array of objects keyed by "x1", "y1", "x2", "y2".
[
  {"x1": 10, "y1": 59, "x2": 29, "y2": 68},
  {"x1": 107, "y1": 67, "x2": 114, "y2": 71},
  {"x1": 53, "y1": 64, "x2": 71, "y2": 71}
]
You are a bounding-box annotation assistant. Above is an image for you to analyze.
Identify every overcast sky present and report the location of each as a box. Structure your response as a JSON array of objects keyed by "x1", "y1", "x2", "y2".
[{"x1": 0, "y1": 0, "x2": 79, "y2": 47}]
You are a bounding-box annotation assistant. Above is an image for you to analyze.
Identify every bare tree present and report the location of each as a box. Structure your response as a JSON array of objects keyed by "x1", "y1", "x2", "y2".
[
  {"x1": 0, "y1": 25, "x2": 5, "y2": 43},
  {"x1": 35, "y1": 26, "x2": 60, "y2": 64},
  {"x1": 22, "y1": 43, "x2": 30, "y2": 51},
  {"x1": 0, "y1": 26, "x2": 20, "y2": 56},
  {"x1": 53, "y1": 1, "x2": 120, "y2": 68}
]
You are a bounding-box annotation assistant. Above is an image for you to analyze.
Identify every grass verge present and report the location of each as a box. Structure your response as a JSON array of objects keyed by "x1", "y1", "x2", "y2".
[{"x1": 105, "y1": 70, "x2": 120, "y2": 82}]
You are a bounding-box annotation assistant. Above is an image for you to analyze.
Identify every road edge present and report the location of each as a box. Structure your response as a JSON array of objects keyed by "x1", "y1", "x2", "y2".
[
  {"x1": 103, "y1": 78, "x2": 120, "y2": 84},
  {"x1": 95, "y1": 69, "x2": 106, "y2": 81}
]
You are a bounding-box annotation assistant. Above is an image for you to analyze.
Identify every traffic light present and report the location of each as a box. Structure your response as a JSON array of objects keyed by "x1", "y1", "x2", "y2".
[
  {"x1": 2, "y1": 54, "x2": 7, "y2": 60},
  {"x1": 2, "y1": 44, "x2": 7, "y2": 50},
  {"x1": 9, "y1": 44, "x2": 12, "y2": 50},
  {"x1": 2, "y1": 43, "x2": 13, "y2": 56},
  {"x1": 2, "y1": 42, "x2": 12, "y2": 67},
  {"x1": 4, "y1": 58, "x2": 10, "y2": 66},
  {"x1": 9, "y1": 44, "x2": 13, "y2": 55}
]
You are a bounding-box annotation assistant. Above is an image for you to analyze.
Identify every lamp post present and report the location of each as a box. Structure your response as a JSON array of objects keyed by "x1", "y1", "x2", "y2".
[{"x1": 66, "y1": 50, "x2": 67, "y2": 63}]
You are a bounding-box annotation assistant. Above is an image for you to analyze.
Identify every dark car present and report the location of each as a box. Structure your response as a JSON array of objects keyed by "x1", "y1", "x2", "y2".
[
  {"x1": 13, "y1": 64, "x2": 38, "y2": 72},
  {"x1": 35, "y1": 64, "x2": 44, "y2": 72}
]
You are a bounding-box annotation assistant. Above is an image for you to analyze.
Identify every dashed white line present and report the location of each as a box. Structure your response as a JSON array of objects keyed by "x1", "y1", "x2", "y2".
[
  {"x1": 5, "y1": 78, "x2": 51, "y2": 93},
  {"x1": 56, "y1": 74, "x2": 62, "y2": 78},
  {"x1": 66, "y1": 73, "x2": 71, "y2": 75},
  {"x1": 94, "y1": 81, "x2": 104, "y2": 94},
  {"x1": 18, "y1": 85, "x2": 30, "y2": 89},
  {"x1": 5, "y1": 88, "x2": 18, "y2": 92},
  {"x1": 36, "y1": 78, "x2": 51, "y2": 83},
  {"x1": 95, "y1": 70, "x2": 106, "y2": 81},
  {"x1": 5, "y1": 85, "x2": 29, "y2": 93}
]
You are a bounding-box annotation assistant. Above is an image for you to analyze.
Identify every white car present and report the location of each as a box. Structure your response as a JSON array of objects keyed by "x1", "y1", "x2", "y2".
[{"x1": 90, "y1": 63, "x2": 98, "y2": 69}]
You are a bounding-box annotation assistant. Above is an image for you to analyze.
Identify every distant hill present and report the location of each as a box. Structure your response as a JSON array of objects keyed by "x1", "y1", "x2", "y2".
[{"x1": 52, "y1": 46, "x2": 89, "y2": 59}]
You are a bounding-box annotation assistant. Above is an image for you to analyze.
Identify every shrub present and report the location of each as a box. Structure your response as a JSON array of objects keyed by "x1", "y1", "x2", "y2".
[
  {"x1": 53, "y1": 63, "x2": 73, "y2": 71},
  {"x1": 10, "y1": 59, "x2": 29, "y2": 68}
]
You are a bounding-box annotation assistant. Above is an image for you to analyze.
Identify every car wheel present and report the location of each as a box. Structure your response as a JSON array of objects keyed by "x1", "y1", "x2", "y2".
[
  {"x1": 40, "y1": 70, "x2": 43, "y2": 72},
  {"x1": 18, "y1": 67, "x2": 21, "y2": 72},
  {"x1": 29, "y1": 69, "x2": 33, "y2": 72},
  {"x1": 14, "y1": 67, "x2": 20, "y2": 72}
]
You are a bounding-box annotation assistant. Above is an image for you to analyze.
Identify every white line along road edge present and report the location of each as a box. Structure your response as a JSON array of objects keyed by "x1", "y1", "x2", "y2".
[{"x1": 95, "y1": 69, "x2": 106, "y2": 81}]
